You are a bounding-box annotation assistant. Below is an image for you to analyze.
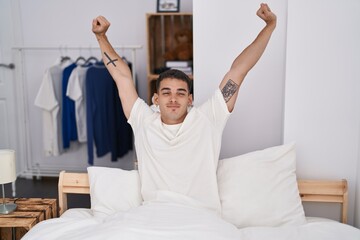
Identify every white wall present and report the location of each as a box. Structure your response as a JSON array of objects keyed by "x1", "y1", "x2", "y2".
[
  {"x1": 284, "y1": 0, "x2": 360, "y2": 226},
  {"x1": 7, "y1": 0, "x2": 193, "y2": 175},
  {"x1": 193, "y1": 0, "x2": 287, "y2": 158},
  {"x1": 194, "y1": 0, "x2": 360, "y2": 226}
]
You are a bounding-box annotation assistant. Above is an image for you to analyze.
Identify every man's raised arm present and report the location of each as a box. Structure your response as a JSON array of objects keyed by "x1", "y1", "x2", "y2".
[
  {"x1": 219, "y1": 3, "x2": 277, "y2": 112},
  {"x1": 92, "y1": 16, "x2": 138, "y2": 119}
]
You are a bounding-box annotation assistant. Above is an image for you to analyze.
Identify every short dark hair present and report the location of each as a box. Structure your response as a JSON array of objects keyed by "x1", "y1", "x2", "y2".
[{"x1": 156, "y1": 69, "x2": 193, "y2": 94}]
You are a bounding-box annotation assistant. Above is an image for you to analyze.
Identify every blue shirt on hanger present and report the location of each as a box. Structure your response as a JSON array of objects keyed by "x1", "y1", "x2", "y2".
[
  {"x1": 62, "y1": 63, "x2": 78, "y2": 149},
  {"x1": 86, "y1": 62, "x2": 132, "y2": 165}
]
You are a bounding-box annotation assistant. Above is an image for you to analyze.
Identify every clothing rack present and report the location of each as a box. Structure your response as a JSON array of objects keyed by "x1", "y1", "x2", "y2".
[
  {"x1": 11, "y1": 44, "x2": 142, "y2": 178},
  {"x1": 12, "y1": 44, "x2": 142, "y2": 83}
]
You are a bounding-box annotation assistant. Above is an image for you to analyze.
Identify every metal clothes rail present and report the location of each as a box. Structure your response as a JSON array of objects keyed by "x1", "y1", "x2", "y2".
[{"x1": 12, "y1": 44, "x2": 142, "y2": 82}]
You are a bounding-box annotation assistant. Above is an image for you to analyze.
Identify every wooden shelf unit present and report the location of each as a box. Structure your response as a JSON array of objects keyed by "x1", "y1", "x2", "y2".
[{"x1": 146, "y1": 13, "x2": 193, "y2": 104}]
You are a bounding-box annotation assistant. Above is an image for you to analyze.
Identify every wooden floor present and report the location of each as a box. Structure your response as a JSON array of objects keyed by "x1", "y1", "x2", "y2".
[{"x1": 3, "y1": 177, "x2": 90, "y2": 209}]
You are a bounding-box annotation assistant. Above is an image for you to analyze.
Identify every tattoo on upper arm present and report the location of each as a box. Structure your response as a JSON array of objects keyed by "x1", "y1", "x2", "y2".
[
  {"x1": 104, "y1": 52, "x2": 118, "y2": 67},
  {"x1": 221, "y1": 79, "x2": 239, "y2": 102}
]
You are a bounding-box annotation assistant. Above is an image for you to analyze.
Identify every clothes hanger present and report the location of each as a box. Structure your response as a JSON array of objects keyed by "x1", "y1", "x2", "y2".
[
  {"x1": 60, "y1": 45, "x2": 72, "y2": 63},
  {"x1": 61, "y1": 56, "x2": 72, "y2": 63},
  {"x1": 74, "y1": 46, "x2": 87, "y2": 65},
  {"x1": 84, "y1": 45, "x2": 99, "y2": 65},
  {"x1": 75, "y1": 56, "x2": 86, "y2": 64},
  {"x1": 85, "y1": 56, "x2": 99, "y2": 64}
]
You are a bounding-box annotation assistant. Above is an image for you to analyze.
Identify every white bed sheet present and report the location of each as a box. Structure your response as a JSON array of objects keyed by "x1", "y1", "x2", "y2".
[{"x1": 22, "y1": 202, "x2": 360, "y2": 240}]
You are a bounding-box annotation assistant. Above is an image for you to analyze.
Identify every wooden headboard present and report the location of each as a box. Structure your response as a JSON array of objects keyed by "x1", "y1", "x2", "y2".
[
  {"x1": 58, "y1": 171, "x2": 348, "y2": 223},
  {"x1": 58, "y1": 171, "x2": 90, "y2": 216},
  {"x1": 297, "y1": 179, "x2": 348, "y2": 223}
]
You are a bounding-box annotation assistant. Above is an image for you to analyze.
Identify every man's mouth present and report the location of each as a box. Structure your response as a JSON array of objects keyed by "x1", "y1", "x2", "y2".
[{"x1": 167, "y1": 105, "x2": 180, "y2": 109}]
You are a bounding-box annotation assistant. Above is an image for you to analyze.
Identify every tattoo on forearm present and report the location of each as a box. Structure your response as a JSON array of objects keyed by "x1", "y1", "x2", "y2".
[
  {"x1": 104, "y1": 52, "x2": 118, "y2": 67},
  {"x1": 221, "y1": 79, "x2": 239, "y2": 102}
]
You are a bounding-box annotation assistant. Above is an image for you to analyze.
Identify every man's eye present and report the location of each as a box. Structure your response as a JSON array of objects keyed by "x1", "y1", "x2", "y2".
[{"x1": 163, "y1": 92, "x2": 170, "y2": 95}]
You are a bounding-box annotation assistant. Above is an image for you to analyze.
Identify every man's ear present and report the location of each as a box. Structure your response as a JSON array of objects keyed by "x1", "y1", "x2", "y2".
[
  {"x1": 188, "y1": 94, "x2": 193, "y2": 106},
  {"x1": 153, "y1": 93, "x2": 159, "y2": 105}
]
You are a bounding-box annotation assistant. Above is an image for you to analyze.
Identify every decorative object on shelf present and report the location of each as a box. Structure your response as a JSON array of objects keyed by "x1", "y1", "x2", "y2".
[
  {"x1": 165, "y1": 60, "x2": 193, "y2": 75},
  {"x1": 0, "y1": 149, "x2": 17, "y2": 214},
  {"x1": 157, "y1": 0, "x2": 180, "y2": 12},
  {"x1": 163, "y1": 28, "x2": 193, "y2": 62}
]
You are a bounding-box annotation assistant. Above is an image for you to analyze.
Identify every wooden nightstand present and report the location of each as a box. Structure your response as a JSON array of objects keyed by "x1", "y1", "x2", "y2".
[{"x1": 0, "y1": 198, "x2": 57, "y2": 240}]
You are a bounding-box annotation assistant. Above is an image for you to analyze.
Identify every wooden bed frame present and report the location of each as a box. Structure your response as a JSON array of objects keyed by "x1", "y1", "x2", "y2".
[{"x1": 58, "y1": 171, "x2": 348, "y2": 223}]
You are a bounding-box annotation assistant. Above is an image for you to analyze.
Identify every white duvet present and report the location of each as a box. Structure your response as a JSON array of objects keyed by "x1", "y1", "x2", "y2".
[{"x1": 22, "y1": 201, "x2": 360, "y2": 240}]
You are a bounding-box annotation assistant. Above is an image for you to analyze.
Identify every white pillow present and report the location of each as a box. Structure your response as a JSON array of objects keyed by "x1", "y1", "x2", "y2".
[
  {"x1": 87, "y1": 166, "x2": 143, "y2": 216},
  {"x1": 217, "y1": 143, "x2": 306, "y2": 228}
]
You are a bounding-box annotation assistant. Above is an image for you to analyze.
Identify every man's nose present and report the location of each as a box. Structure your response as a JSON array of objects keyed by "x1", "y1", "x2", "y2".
[{"x1": 170, "y1": 94, "x2": 177, "y2": 102}]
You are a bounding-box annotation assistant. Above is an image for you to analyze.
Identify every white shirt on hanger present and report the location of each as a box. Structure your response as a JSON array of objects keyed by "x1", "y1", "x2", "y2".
[
  {"x1": 66, "y1": 65, "x2": 90, "y2": 143},
  {"x1": 34, "y1": 67, "x2": 60, "y2": 156},
  {"x1": 34, "y1": 58, "x2": 72, "y2": 156}
]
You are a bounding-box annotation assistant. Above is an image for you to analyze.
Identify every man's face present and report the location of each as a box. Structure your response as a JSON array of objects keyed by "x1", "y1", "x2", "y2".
[{"x1": 154, "y1": 78, "x2": 193, "y2": 125}]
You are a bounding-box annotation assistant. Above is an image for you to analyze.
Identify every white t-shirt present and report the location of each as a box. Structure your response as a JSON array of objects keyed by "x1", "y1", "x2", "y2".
[
  {"x1": 66, "y1": 65, "x2": 89, "y2": 143},
  {"x1": 128, "y1": 89, "x2": 231, "y2": 214},
  {"x1": 34, "y1": 65, "x2": 64, "y2": 156}
]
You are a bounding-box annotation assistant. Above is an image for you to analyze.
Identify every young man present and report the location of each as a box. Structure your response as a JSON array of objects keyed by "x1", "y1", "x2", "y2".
[{"x1": 92, "y1": 3, "x2": 276, "y2": 214}]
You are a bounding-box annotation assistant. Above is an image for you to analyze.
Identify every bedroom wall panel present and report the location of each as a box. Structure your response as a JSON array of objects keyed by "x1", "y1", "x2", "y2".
[{"x1": 283, "y1": 0, "x2": 360, "y2": 226}]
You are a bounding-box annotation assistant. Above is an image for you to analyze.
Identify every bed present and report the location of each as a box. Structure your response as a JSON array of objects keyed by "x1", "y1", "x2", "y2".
[{"x1": 22, "y1": 143, "x2": 360, "y2": 240}]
